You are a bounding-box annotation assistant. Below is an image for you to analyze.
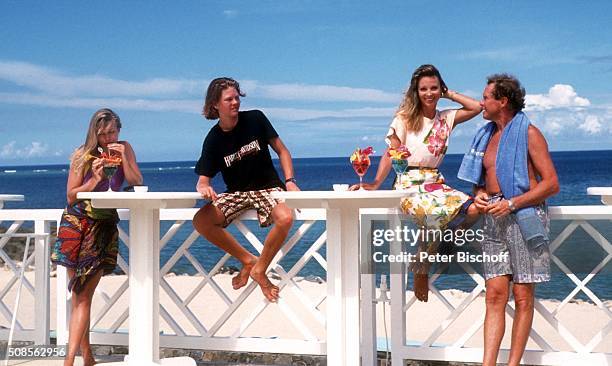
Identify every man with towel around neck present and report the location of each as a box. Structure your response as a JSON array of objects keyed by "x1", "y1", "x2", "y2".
[{"x1": 458, "y1": 74, "x2": 559, "y2": 366}]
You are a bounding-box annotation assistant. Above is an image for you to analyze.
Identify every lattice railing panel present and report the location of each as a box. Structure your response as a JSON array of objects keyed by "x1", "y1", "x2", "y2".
[
  {"x1": 4, "y1": 204, "x2": 609, "y2": 362},
  {"x1": 0, "y1": 210, "x2": 58, "y2": 345},
  {"x1": 392, "y1": 206, "x2": 612, "y2": 365},
  {"x1": 82, "y1": 208, "x2": 329, "y2": 353},
  {"x1": 0, "y1": 221, "x2": 35, "y2": 331}
]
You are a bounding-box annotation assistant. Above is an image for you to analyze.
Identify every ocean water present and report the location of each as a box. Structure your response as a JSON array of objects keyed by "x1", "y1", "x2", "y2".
[{"x1": 1, "y1": 150, "x2": 611, "y2": 300}]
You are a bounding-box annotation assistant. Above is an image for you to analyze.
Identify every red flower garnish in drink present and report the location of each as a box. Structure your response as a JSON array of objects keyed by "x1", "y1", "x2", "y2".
[
  {"x1": 101, "y1": 151, "x2": 122, "y2": 165},
  {"x1": 350, "y1": 146, "x2": 374, "y2": 180},
  {"x1": 350, "y1": 146, "x2": 374, "y2": 162}
]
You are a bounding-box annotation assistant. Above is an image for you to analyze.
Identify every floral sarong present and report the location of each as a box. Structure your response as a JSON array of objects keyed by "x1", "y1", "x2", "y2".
[
  {"x1": 396, "y1": 168, "x2": 472, "y2": 274},
  {"x1": 51, "y1": 200, "x2": 119, "y2": 293},
  {"x1": 396, "y1": 168, "x2": 472, "y2": 230}
]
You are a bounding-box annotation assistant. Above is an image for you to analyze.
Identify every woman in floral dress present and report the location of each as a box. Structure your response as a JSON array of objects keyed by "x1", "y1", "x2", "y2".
[{"x1": 355, "y1": 64, "x2": 482, "y2": 301}]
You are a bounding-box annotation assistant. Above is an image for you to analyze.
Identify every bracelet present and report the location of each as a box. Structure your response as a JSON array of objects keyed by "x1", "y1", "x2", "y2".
[{"x1": 285, "y1": 177, "x2": 297, "y2": 184}]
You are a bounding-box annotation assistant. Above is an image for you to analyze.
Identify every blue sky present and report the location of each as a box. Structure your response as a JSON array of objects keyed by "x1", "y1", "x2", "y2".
[{"x1": 1, "y1": 1, "x2": 611, "y2": 165}]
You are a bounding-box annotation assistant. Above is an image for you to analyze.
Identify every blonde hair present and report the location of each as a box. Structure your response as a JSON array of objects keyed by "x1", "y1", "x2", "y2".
[
  {"x1": 395, "y1": 64, "x2": 448, "y2": 133},
  {"x1": 71, "y1": 108, "x2": 122, "y2": 173}
]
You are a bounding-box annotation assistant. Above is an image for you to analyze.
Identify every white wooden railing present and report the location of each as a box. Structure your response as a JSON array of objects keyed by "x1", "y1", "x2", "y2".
[
  {"x1": 388, "y1": 205, "x2": 612, "y2": 366},
  {"x1": 0, "y1": 209, "x2": 58, "y2": 345},
  {"x1": 0, "y1": 205, "x2": 611, "y2": 365}
]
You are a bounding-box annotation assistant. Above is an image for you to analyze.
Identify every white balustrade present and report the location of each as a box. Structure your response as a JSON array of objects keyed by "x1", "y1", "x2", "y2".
[
  {"x1": 0, "y1": 195, "x2": 23, "y2": 209},
  {"x1": 385, "y1": 205, "x2": 612, "y2": 366},
  {"x1": 272, "y1": 189, "x2": 408, "y2": 366},
  {"x1": 0, "y1": 209, "x2": 59, "y2": 345},
  {"x1": 0, "y1": 202, "x2": 611, "y2": 365},
  {"x1": 587, "y1": 186, "x2": 612, "y2": 205}
]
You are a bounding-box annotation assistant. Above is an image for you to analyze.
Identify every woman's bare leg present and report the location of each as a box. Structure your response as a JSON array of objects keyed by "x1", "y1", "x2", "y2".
[
  {"x1": 413, "y1": 203, "x2": 481, "y2": 302},
  {"x1": 64, "y1": 269, "x2": 102, "y2": 366},
  {"x1": 412, "y1": 240, "x2": 433, "y2": 302}
]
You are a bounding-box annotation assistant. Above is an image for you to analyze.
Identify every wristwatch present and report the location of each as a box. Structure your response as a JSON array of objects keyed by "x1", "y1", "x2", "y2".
[
  {"x1": 507, "y1": 199, "x2": 516, "y2": 212},
  {"x1": 285, "y1": 177, "x2": 297, "y2": 184}
]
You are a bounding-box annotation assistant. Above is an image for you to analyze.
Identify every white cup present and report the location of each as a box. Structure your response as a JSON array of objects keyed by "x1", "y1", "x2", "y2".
[
  {"x1": 134, "y1": 185, "x2": 149, "y2": 192},
  {"x1": 333, "y1": 184, "x2": 349, "y2": 191}
]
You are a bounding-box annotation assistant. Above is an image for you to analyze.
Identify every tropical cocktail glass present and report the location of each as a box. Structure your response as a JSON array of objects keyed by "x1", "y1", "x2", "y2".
[
  {"x1": 350, "y1": 147, "x2": 374, "y2": 190},
  {"x1": 102, "y1": 155, "x2": 122, "y2": 192},
  {"x1": 391, "y1": 158, "x2": 408, "y2": 180},
  {"x1": 388, "y1": 145, "x2": 411, "y2": 188}
]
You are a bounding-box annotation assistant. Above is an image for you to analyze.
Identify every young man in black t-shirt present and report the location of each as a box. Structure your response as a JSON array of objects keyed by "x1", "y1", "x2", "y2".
[{"x1": 193, "y1": 77, "x2": 300, "y2": 302}]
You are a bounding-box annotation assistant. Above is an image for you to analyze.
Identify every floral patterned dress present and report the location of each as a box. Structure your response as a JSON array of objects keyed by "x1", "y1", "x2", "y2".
[{"x1": 386, "y1": 109, "x2": 472, "y2": 231}]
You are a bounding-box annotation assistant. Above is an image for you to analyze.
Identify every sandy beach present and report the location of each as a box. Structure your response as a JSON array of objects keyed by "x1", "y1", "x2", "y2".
[{"x1": 1, "y1": 269, "x2": 610, "y2": 354}]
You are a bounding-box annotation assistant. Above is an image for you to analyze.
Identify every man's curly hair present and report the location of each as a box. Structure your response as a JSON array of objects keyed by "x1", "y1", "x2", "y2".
[{"x1": 487, "y1": 73, "x2": 526, "y2": 113}]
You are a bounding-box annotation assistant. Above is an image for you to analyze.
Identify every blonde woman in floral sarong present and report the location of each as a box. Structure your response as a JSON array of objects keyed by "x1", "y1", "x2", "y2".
[
  {"x1": 51, "y1": 108, "x2": 142, "y2": 366},
  {"x1": 353, "y1": 64, "x2": 482, "y2": 301}
]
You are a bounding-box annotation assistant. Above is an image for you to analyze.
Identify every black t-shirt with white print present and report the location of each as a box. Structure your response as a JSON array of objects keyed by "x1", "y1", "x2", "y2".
[{"x1": 195, "y1": 110, "x2": 285, "y2": 193}]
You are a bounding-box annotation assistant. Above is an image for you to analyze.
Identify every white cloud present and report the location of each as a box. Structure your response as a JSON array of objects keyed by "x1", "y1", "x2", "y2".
[
  {"x1": 0, "y1": 60, "x2": 610, "y2": 142},
  {"x1": 459, "y1": 46, "x2": 533, "y2": 61},
  {"x1": 0, "y1": 60, "x2": 399, "y2": 104},
  {"x1": 578, "y1": 115, "x2": 602, "y2": 134},
  {"x1": 458, "y1": 47, "x2": 577, "y2": 65},
  {"x1": 249, "y1": 82, "x2": 398, "y2": 103},
  {"x1": 537, "y1": 115, "x2": 564, "y2": 135},
  {"x1": 0, "y1": 61, "x2": 203, "y2": 97},
  {"x1": 525, "y1": 84, "x2": 590, "y2": 111},
  {"x1": 450, "y1": 103, "x2": 612, "y2": 142},
  {"x1": 528, "y1": 107, "x2": 612, "y2": 137},
  {"x1": 0, "y1": 141, "x2": 55, "y2": 159},
  {"x1": 0, "y1": 92, "x2": 202, "y2": 113},
  {"x1": 361, "y1": 135, "x2": 383, "y2": 142},
  {"x1": 261, "y1": 106, "x2": 395, "y2": 121},
  {"x1": 0, "y1": 92, "x2": 396, "y2": 119},
  {"x1": 223, "y1": 10, "x2": 238, "y2": 18}
]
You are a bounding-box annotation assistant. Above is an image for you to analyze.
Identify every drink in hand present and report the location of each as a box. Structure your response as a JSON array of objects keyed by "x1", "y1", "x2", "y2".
[
  {"x1": 103, "y1": 165, "x2": 118, "y2": 178},
  {"x1": 350, "y1": 146, "x2": 374, "y2": 190},
  {"x1": 101, "y1": 152, "x2": 122, "y2": 192},
  {"x1": 352, "y1": 160, "x2": 370, "y2": 176}
]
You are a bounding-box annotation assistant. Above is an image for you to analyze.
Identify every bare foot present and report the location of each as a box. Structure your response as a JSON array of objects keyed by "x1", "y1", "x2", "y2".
[
  {"x1": 80, "y1": 352, "x2": 97, "y2": 366},
  {"x1": 250, "y1": 268, "x2": 280, "y2": 302},
  {"x1": 232, "y1": 257, "x2": 257, "y2": 290},
  {"x1": 413, "y1": 273, "x2": 429, "y2": 302},
  {"x1": 83, "y1": 356, "x2": 97, "y2": 366}
]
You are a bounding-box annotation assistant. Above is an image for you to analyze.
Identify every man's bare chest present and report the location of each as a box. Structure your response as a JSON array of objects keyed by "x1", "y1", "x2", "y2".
[{"x1": 483, "y1": 132, "x2": 501, "y2": 171}]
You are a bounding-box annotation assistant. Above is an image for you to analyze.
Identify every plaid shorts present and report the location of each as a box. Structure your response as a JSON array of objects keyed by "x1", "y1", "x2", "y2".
[{"x1": 212, "y1": 187, "x2": 283, "y2": 228}]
